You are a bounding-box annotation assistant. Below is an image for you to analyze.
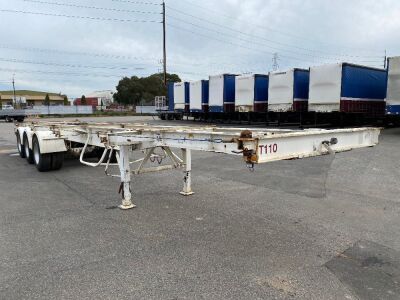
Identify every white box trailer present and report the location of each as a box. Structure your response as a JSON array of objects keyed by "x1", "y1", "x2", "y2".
[
  {"x1": 173, "y1": 82, "x2": 189, "y2": 111},
  {"x1": 268, "y1": 69, "x2": 310, "y2": 112},
  {"x1": 15, "y1": 121, "x2": 380, "y2": 210},
  {"x1": 235, "y1": 74, "x2": 269, "y2": 113},
  {"x1": 309, "y1": 63, "x2": 387, "y2": 114},
  {"x1": 386, "y1": 57, "x2": 400, "y2": 115},
  {"x1": 189, "y1": 80, "x2": 209, "y2": 112}
]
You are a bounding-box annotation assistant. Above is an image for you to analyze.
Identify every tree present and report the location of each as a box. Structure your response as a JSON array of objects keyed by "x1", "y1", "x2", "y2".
[
  {"x1": 81, "y1": 95, "x2": 87, "y2": 105},
  {"x1": 113, "y1": 73, "x2": 181, "y2": 105},
  {"x1": 44, "y1": 94, "x2": 50, "y2": 106},
  {"x1": 63, "y1": 95, "x2": 69, "y2": 106}
]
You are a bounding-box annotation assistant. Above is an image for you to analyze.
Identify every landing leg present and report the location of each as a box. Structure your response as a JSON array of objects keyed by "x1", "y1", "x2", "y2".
[
  {"x1": 180, "y1": 148, "x2": 194, "y2": 196},
  {"x1": 118, "y1": 145, "x2": 136, "y2": 209}
]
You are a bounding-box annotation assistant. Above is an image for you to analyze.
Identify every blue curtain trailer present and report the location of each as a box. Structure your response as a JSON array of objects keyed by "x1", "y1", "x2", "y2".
[
  {"x1": 173, "y1": 82, "x2": 190, "y2": 112},
  {"x1": 208, "y1": 74, "x2": 237, "y2": 113},
  {"x1": 268, "y1": 69, "x2": 310, "y2": 112},
  {"x1": 235, "y1": 74, "x2": 269, "y2": 113},
  {"x1": 309, "y1": 63, "x2": 387, "y2": 116},
  {"x1": 189, "y1": 80, "x2": 209, "y2": 113}
]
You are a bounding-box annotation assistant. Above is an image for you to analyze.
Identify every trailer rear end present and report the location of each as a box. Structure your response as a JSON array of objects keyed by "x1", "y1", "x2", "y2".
[
  {"x1": 235, "y1": 74, "x2": 268, "y2": 113},
  {"x1": 190, "y1": 80, "x2": 209, "y2": 113},
  {"x1": 386, "y1": 56, "x2": 400, "y2": 115},
  {"x1": 209, "y1": 74, "x2": 236, "y2": 113},
  {"x1": 268, "y1": 69, "x2": 309, "y2": 112},
  {"x1": 309, "y1": 63, "x2": 387, "y2": 115}
]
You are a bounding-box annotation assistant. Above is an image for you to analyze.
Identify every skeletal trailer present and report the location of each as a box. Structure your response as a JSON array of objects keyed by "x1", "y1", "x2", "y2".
[{"x1": 15, "y1": 122, "x2": 380, "y2": 210}]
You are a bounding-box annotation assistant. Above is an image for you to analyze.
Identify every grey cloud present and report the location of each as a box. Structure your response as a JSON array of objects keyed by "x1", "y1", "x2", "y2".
[{"x1": 0, "y1": 0, "x2": 398, "y2": 97}]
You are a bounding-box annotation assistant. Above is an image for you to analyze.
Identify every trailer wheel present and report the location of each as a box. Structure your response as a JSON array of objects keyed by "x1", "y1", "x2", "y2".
[
  {"x1": 32, "y1": 135, "x2": 52, "y2": 172},
  {"x1": 16, "y1": 133, "x2": 26, "y2": 158},
  {"x1": 51, "y1": 152, "x2": 64, "y2": 170},
  {"x1": 23, "y1": 133, "x2": 34, "y2": 164}
]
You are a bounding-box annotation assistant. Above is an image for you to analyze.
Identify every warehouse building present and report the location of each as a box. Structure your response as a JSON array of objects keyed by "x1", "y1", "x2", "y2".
[
  {"x1": 0, "y1": 90, "x2": 66, "y2": 107},
  {"x1": 74, "y1": 90, "x2": 115, "y2": 109},
  {"x1": 74, "y1": 97, "x2": 100, "y2": 108},
  {"x1": 87, "y1": 90, "x2": 115, "y2": 107}
]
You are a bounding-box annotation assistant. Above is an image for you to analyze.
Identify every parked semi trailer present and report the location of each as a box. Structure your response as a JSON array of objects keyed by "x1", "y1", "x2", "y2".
[
  {"x1": 190, "y1": 80, "x2": 209, "y2": 113},
  {"x1": 268, "y1": 69, "x2": 310, "y2": 112},
  {"x1": 173, "y1": 82, "x2": 190, "y2": 113},
  {"x1": 0, "y1": 109, "x2": 25, "y2": 122},
  {"x1": 309, "y1": 63, "x2": 387, "y2": 115},
  {"x1": 158, "y1": 59, "x2": 399, "y2": 126},
  {"x1": 15, "y1": 121, "x2": 380, "y2": 210},
  {"x1": 235, "y1": 74, "x2": 269, "y2": 113},
  {"x1": 209, "y1": 74, "x2": 237, "y2": 113}
]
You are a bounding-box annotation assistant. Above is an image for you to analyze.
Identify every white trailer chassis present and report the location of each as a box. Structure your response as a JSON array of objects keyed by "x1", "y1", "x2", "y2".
[{"x1": 15, "y1": 122, "x2": 380, "y2": 210}]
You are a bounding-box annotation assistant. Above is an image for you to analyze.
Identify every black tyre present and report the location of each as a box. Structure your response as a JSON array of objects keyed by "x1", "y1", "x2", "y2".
[
  {"x1": 16, "y1": 133, "x2": 26, "y2": 158},
  {"x1": 5, "y1": 116, "x2": 13, "y2": 123},
  {"x1": 51, "y1": 152, "x2": 64, "y2": 170},
  {"x1": 32, "y1": 135, "x2": 52, "y2": 172},
  {"x1": 23, "y1": 133, "x2": 34, "y2": 164}
]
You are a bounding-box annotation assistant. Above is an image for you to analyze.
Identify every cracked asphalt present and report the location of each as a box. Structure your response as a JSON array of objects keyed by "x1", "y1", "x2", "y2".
[{"x1": 0, "y1": 116, "x2": 400, "y2": 299}]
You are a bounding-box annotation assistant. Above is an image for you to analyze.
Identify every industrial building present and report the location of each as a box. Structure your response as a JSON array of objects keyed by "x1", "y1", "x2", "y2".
[
  {"x1": 74, "y1": 90, "x2": 115, "y2": 109},
  {"x1": 86, "y1": 90, "x2": 115, "y2": 107},
  {"x1": 0, "y1": 90, "x2": 66, "y2": 107}
]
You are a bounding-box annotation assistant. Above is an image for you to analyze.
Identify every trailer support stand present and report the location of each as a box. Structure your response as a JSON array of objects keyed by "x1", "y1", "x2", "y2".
[
  {"x1": 180, "y1": 148, "x2": 194, "y2": 196},
  {"x1": 118, "y1": 145, "x2": 136, "y2": 210}
]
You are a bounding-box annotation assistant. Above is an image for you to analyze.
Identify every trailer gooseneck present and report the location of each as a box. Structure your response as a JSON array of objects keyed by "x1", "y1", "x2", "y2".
[{"x1": 15, "y1": 122, "x2": 380, "y2": 210}]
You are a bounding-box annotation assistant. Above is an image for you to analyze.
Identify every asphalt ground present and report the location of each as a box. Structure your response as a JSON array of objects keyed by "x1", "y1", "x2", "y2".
[{"x1": 0, "y1": 116, "x2": 400, "y2": 299}]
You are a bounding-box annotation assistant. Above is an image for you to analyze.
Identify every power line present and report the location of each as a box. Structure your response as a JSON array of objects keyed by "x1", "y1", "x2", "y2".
[
  {"x1": 0, "y1": 67, "x2": 157, "y2": 78},
  {"x1": 167, "y1": 6, "x2": 381, "y2": 59},
  {"x1": 21, "y1": 0, "x2": 161, "y2": 14},
  {"x1": 178, "y1": 0, "x2": 382, "y2": 55},
  {"x1": 167, "y1": 22, "x2": 313, "y2": 63},
  {"x1": 168, "y1": 23, "x2": 272, "y2": 55},
  {"x1": 0, "y1": 9, "x2": 161, "y2": 22},
  {"x1": 110, "y1": 0, "x2": 161, "y2": 5},
  {"x1": 167, "y1": 23, "x2": 383, "y2": 67},
  {"x1": 0, "y1": 57, "x2": 153, "y2": 70},
  {"x1": 0, "y1": 45, "x2": 159, "y2": 61},
  {"x1": 167, "y1": 19, "x2": 351, "y2": 64},
  {"x1": 167, "y1": 15, "x2": 315, "y2": 61}
]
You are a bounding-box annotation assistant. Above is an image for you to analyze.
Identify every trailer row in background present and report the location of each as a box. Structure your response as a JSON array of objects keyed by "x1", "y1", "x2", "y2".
[{"x1": 165, "y1": 57, "x2": 400, "y2": 122}]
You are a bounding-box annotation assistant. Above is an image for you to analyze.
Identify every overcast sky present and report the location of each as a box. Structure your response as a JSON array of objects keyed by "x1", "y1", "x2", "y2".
[{"x1": 0, "y1": 0, "x2": 399, "y2": 99}]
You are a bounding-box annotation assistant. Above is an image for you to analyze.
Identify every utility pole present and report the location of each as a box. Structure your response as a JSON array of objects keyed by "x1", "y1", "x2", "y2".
[
  {"x1": 12, "y1": 74, "x2": 17, "y2": 109},
  {"x1": 272, "y1": 53, "x2": 279, "y2": 71},
  {"x1": 384, "y1": 49, "x2": 387, "y2": 69},
  {"x1": 162, "y1": 0, "x2": 167, "y2": 86}
]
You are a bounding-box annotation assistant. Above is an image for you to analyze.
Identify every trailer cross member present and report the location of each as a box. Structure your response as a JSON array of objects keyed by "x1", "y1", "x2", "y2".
[{"x1": 15, "y1": 122, "x2": 381, "y2": 210}]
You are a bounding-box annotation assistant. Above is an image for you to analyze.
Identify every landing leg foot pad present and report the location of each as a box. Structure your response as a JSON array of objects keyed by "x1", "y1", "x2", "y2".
[
  {"x1": 180, "y1": 191, "x2": 194, "y2": 196},
  {"x1": 118, "y1": 203, "x2": 136, "y2": 210}
]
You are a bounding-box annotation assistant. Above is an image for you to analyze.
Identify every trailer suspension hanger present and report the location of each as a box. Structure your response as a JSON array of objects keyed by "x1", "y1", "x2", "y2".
[{"x1": 15, "y1": 122, "x2": 381, "y2": 210}]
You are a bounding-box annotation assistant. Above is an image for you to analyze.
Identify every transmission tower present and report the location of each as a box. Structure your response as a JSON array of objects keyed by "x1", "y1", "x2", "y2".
[{"x1": 272, "y1": 53, "x2": 279, "y2": 71}]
